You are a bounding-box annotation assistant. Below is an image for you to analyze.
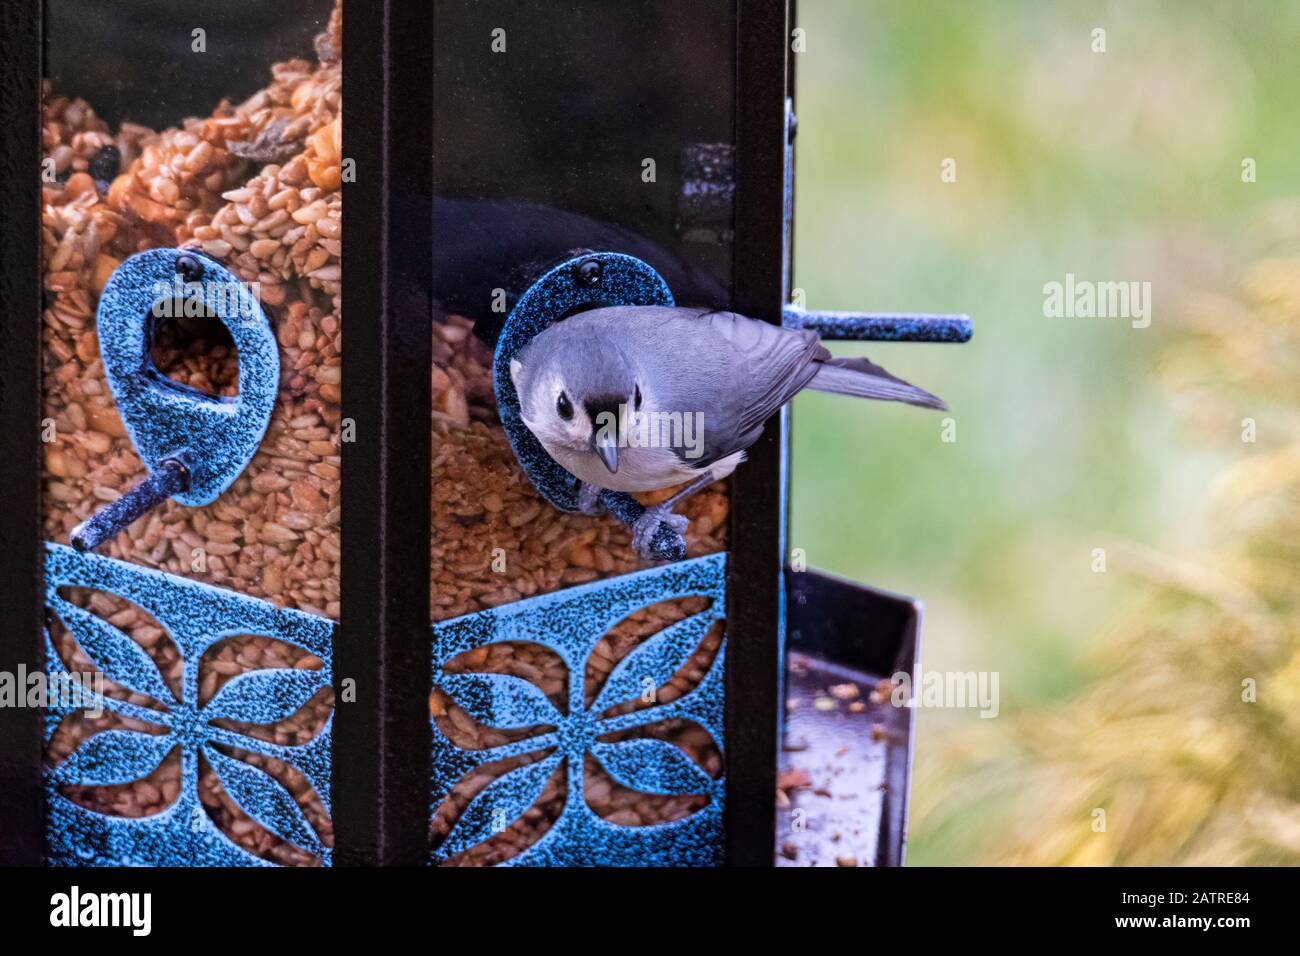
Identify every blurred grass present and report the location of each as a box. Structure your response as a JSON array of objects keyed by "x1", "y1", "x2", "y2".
[
  {"x1": 791, "y1": 0, "x2": 1300, "y2": 864},
  {"x1": 912, "y1": 256, "x2": 1300, "y2": 865}
]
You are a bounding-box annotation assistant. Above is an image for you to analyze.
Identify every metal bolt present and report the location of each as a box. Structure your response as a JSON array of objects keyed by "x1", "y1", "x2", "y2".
[
  {"x1": 575, "y1": 258, "x2": 603, "y2": 286},
  {"x1": 175, "y1": 253, "x2": 204, "y2": 283}
]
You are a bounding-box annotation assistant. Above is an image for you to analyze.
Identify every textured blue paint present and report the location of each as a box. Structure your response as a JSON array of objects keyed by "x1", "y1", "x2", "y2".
[
  {"x1": 782, "y1": 306, "x2": 974, "y2": 344},
  {"x1": 492, "y1": 252, "x2": 688, "y2": 561},
  {"x1": 43, "y1": 543, "x2": 334, "y2": 867},
  {"x1": 96, "y1": 248, "x2": 279, "y2": 506},
  {"x1": 430, "y1": 553, "x2": 727, "y2": 866}
]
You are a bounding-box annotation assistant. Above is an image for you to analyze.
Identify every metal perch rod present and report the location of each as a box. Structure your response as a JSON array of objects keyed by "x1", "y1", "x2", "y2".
[
  {"x1": 70, "y1": 457, "x2": 190, "y2": 552},
  {"x1": 783, "y1": 307, "x2": 973, "y2": 344}
]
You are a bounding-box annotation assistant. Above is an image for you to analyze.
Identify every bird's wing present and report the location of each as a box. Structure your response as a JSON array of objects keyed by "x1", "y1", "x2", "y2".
[
  {"x1": 571, "y1": 306, "x2": 827, "y2": 469},
  {"x1": 626, "y1": 308, "x2": 824, "y2": 468},
  {"x1": 696, "y1": 309, "x2": 826, "y2": 438}
]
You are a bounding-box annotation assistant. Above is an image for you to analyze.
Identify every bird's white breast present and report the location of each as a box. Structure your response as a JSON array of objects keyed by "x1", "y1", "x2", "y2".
[
  {"x1": 545, "y1": 441, "x2": 697, "y2": 493},
  {"x1": 543, "y1": 442, "x2": 745, "y2": 494}
]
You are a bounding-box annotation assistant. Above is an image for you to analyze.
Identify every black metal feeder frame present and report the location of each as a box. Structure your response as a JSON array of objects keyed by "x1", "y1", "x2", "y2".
[{"x1": 0, "y1": 0, "x2": 969, "y2": 867}]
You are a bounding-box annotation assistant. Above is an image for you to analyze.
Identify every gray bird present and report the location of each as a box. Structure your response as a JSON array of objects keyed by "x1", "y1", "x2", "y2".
[{"x1": 510, "y1": 305, "x2": 947, "y2": 556}]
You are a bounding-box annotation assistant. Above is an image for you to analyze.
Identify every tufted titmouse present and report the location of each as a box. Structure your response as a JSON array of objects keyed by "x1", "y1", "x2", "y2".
[{"x1": 510, "y1": 305, "x2": 946, "y2": 556}]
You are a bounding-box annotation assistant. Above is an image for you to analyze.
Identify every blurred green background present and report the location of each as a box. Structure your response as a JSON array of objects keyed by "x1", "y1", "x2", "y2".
[{"x1": 791, "y1": 0, "x2": 1300, "y2": 864}]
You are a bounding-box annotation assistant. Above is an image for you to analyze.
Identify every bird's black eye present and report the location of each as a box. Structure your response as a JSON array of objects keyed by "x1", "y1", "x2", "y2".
[
  {"x1": 634, "y1": 385, "x2": 642, "y2": 410},
  {"x1": 557, "y1": 391, "x2": 574, "y2": 420}
]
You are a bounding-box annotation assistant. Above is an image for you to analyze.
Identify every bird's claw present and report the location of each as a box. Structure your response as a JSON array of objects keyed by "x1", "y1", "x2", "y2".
[
  {"x1": 630, "y1": 504, "x2": 689, "y2": 560},
  {"x1": 576, "y1": 481, "x2": 605, "y2": 516}
]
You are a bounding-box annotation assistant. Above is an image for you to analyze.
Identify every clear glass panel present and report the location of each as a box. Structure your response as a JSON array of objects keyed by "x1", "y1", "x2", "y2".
[
  {"x1": 41, "y1": 0, "x2": 340, "y2": 867},
  {"x1": 428, "y1": 0, "x2": 736, "y2": 866}
]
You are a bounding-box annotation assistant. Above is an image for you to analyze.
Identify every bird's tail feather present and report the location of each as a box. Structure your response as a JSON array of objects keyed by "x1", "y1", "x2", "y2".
[{"x1": 809, "y1": 357, "x2": 948, "y2": 410}]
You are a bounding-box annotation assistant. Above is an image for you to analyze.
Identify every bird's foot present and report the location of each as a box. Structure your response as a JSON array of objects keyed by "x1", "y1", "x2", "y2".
[
  {"x1": 576, "y1": 481, "x2": 605, "y2": 516},
  {"x1": 630, "y1": 504, "x2": 689, "y2": 559}
]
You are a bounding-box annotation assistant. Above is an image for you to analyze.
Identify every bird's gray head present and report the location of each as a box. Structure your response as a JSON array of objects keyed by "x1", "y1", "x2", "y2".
[{"x1": 511, "y1": 319, "x2": 644, "y2": 475}]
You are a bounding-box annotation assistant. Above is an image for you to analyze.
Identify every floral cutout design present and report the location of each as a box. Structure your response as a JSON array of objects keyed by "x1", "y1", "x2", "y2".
[
  {"x1": 430, "y1": 552, "x2": 727, "y2": 866},
  {"x1": 43, "y1": 543, "x2": 334, "y2": 867}
]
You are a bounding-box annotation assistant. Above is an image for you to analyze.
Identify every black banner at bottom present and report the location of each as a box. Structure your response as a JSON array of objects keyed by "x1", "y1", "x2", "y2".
[{"x1": 0, "y1": 865, "x2": 1277, "y2": 941}]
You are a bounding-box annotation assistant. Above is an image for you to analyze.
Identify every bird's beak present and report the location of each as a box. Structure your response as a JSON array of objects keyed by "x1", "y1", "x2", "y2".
[{"x1": 593, "y1": 436, "x2": 619, "y2": 475}]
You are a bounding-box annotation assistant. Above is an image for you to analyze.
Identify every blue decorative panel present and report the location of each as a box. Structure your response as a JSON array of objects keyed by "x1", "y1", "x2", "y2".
[
  {"x1": 430, "y1": 553, "x2": 727, "y2": 866},
  {"x1": 43, "y1": 543, "x2": 334, "y2": 867}
]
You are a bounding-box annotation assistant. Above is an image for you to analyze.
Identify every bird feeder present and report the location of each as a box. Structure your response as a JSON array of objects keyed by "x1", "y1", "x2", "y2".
[{"x1": 0, "y1": 0, "x2": 970, "y2": 869}]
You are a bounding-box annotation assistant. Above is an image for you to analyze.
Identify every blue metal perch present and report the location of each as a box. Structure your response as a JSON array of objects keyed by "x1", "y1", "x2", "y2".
[{"x1": 783, "y1": 306, "x2": 973, "y2": 344}]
